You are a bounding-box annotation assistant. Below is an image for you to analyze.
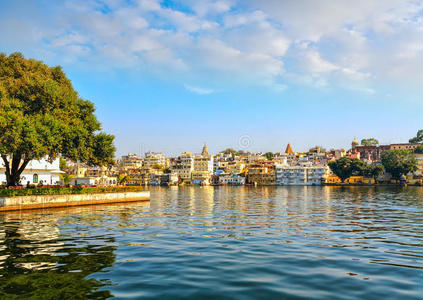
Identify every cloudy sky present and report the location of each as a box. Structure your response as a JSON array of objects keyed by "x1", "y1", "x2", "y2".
[{"x1": 1, "y1": 0, "x2": 422, "y2": 156}]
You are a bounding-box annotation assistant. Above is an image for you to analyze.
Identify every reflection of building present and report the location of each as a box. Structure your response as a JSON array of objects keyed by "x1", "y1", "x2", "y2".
[{"x1": 0, "y1": 157, "x2": 63, "y2": 186}]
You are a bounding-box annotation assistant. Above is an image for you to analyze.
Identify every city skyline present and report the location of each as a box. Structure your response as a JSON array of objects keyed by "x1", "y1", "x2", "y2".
[{"x1": 1, "y1": 0, "x2": 422, "y2": 156}]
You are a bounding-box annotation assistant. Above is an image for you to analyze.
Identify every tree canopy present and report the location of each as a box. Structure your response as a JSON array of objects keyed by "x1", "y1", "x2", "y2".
[
  {"x1": 222, "y1": 148, "x2": 240, "y2": 157},
  {"x1": 409, "y1": 129, "x2": 423, "y2": 143},
  {"x1": 0, "y1": 52, "x2": 115, "y2": 186},
  {"x1": 328, "y1": 157, "x2": 366, "y2": 182},
  {"x1": 361, "y1": 138, "x2": 379, "y2": 146},
  {"x1": 381, "y1": 149, "x2": 417, "y2": 181},
  {"x1": 264, "y1": 152, "x2": 274, "y2": 160}
]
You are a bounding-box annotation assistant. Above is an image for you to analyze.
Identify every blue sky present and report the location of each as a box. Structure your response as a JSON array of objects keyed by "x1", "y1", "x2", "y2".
[{"x1": 1, "y1": 0, "x2": 423, "y2": 156}]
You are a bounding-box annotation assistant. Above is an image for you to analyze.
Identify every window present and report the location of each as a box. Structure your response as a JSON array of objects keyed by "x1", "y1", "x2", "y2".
[{"x1": 33, "y1": 174, "x2": 39, "y2": 183}]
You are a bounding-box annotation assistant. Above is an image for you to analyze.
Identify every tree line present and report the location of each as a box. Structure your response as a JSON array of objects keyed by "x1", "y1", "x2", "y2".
[{"x1": 328, "y1": 148, "x2": 419, "y2": 183}]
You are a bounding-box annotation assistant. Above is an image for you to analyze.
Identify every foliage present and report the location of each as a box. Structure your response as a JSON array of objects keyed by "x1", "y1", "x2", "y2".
[
  {"x1": 328, "y1": 157, "x2": 366, "y2": 182},
  {"x1": 414, "y1": 145, "x2": 423, "y2": 154},
  {"x1": 381, "y1": 149, "x2": 417, "y2": 180},
  {"x1": 362, "y1": 164, "x2": 385, "y2": 180},
  {"x1": 264, "y1": 152, "x2": 274, "y2": 160},
  {"x1": 152, "y1": 164, "x2": 163, "y2": 170},
  {"x1": 361, "y1": 138, "x2": 379, "y2": 146},
  {"x1": 0, "y1": 186, "x2": 144, "y2": 197},
  {"x1": 58, "y1": 173, "x2": 75, "y2": 185},
  {"x1": 118, "y1": 174, "x2": 129, "y2": 185},
  {"x1": 59, "y1": 157, "x2": 68, "y2": 171},
  {"x1": 222, "y1": 148, "x2": 239, "y2": 156},
  {"x1": 163, "y1": 167, "x2": 172, "y2": 174},
  {"x1": 409, "y1": 129, "x2": 423, "y2": 143},
  {"x1": 0, "y1": 53, "x2": 116, "y2": 186}
]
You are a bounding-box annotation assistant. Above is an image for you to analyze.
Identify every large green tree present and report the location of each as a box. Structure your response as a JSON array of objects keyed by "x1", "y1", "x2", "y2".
[
  {"x1": 381, "y1": 149, "x2": 417, "y2": 181},
  {"x1": 328, "y1": 157, "x2": 366, "y2": 182},
  {"x1": 0, "y1": 53, "x2": 115, "y2": 186},
  {"x1": 361, "y1": 138, "x2": 379, "y2": 146},
  {"x1": 264, "y1": 152, "x2": 274, "y2": 161},
  {"x1": 409, "y1": 129, "x2": 423, "y2": 143}
]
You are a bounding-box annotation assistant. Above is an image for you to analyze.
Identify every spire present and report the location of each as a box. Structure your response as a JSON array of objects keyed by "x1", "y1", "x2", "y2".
[
  {"x1": 285, "y1": 143, "x2": 294, "y2": 154},
  {"x1": 201, "y1": 143, "x2": 209, "y2": 156}
]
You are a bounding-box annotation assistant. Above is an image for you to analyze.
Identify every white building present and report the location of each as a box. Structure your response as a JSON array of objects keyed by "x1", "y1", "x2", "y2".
[
  {"x1": 218, "y1": 174, "x2": 246, "y2": 185},
  {"x1": 276, "y1": 164, "x2": 328, "y2": 185},
  {"x1": 0, "y1": 158, "x2": 63, "y2": 186},
  {"x1": 191, "y1": 144, "x2": 214, "y2": 185},
  {"x1": 172, "y1": 152, "x2": 194, "y2": 182},
  {"x1": 119, "y1": 153, "x2": 143, "y2": 170},
  {"x1": 144, "y1": 152, "x2": 166, "y2": 168}
]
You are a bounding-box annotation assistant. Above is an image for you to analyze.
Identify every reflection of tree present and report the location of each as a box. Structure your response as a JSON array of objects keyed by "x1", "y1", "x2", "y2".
[{"x1": 0, "y1": 219, "x2": 116, "y2": 299}]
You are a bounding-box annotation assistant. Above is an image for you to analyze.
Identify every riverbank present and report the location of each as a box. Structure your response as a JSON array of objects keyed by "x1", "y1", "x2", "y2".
[{"x1": 0, "y1": 186, "x2": 150, "y2": 212}]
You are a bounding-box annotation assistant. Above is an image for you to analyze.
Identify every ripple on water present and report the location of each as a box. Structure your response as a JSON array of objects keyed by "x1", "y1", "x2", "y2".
[{"x1": 0, "y1": 186, "x2": 422, "y2": 299}]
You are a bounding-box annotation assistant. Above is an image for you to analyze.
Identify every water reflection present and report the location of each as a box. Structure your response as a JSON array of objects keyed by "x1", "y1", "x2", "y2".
[
  {"x1": 0, "y1": 187, "x2": 422, "y2": 299},
  {"x1": 0, "y1": 204, "x2": 147, "y2": 299}
]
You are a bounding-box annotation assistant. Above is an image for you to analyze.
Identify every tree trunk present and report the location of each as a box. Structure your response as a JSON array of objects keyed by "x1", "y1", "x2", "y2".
[{"x1": 1, "y1": 154, "x2": 30, "y2": 187}]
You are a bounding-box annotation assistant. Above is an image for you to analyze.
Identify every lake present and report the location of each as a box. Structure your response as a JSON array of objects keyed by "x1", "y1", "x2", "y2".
[{"x1": 1, "y1": 186, "x2": 422, "y2": 299}]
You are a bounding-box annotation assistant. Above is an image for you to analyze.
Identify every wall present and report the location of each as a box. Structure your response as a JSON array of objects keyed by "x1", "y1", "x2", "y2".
[{"x1": 0, "y1": 191, "x2": 150, "y2": 212}]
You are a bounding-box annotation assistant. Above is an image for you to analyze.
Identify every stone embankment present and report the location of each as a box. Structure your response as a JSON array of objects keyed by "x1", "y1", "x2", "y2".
[{"x1": 0, "y1": 191, "x2": 150, "y2": 212}]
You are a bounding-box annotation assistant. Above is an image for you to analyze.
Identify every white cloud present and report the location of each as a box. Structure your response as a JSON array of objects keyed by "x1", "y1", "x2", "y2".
[
  {"x1": 3, "y1": 0, "x2": 423, "y2": 93},
  {"x1": 184, "y1": 84, "x2": 215, "y2": 95}
]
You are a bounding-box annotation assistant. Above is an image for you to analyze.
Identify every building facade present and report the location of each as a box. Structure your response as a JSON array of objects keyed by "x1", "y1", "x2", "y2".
[
  {"x1": 0, "y1": 158, "x2": 63, "y2": 186},
  {"x1": 276, "y1": 165, "x2": 328, "y2": 185}
]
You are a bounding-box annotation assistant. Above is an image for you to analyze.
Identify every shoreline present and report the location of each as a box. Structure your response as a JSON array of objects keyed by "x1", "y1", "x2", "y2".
[{"x1": 0, "y1": 191, "x2": 150, "y2": 212}]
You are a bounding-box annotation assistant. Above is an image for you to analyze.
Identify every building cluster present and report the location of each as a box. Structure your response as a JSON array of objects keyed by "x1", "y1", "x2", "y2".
[
  {"x1": 113, "y1": 143, "x2": 331, "y2": 186},
  {"x1": 2, "y1": 138, "x2": 422, "y2": 187}
]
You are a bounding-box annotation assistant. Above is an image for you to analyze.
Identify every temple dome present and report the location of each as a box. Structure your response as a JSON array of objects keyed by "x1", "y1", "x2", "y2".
[
  {"x1": 352, "y1": 137, "x2": 360, "y2": 146},
  {"x1": 201, "y1": 143, "x2": 210, "y2": 156}
]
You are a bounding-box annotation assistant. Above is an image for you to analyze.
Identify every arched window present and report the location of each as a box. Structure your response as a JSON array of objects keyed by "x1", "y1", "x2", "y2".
[{"x1": 33, "y1": 174, "x2": 39, "y2": 183}]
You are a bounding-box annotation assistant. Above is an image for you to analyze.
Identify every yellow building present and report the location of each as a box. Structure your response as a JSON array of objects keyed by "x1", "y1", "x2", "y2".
[
  {"x1": 246, "y1": 162, "x2": 276, "y2": 185},
  {"x1": 326, "y1": 175, "x2": 375, "y2": 184}
]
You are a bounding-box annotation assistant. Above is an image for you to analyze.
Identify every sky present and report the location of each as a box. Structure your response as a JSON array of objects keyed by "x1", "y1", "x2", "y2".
[{"x1": 1, "y1": 0, "x2": 423, "y2": 157}]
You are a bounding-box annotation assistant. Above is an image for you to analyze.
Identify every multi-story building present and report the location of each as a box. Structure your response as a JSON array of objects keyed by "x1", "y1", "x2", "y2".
[
  {"x1": 172, "y1": 152, "x2": 194, "y2": 183},
  {"x1": 246, "y1": 162, "x2": 276, "y2": 185},
  {"x1": 276, "y1": 164, "x2": 328, "y2": 185},
  {"x1": 143, "y1": 152, "x2": 166, "y2": 168},
  {"x1": 119, "y1": 153, "x2": 143, "y2": 171},
  {"x1": 191, "y1": 144, "x2": 214, "y2": 185}
]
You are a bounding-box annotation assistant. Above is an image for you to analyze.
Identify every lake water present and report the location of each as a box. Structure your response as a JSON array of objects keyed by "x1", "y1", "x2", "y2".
[{"x1": 1, "y1": 186, "x2": 422, "y2": 299}]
